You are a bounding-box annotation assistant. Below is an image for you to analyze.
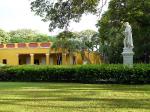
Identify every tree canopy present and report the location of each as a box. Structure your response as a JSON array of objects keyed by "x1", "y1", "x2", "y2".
[
  {"x1": 97, "y1": 0, "x2": 150, "y2": 63},
  {"x1": 52, "y1": 30, "x2": 99, "y2": 64},
  {"x1": 30, "y1": 0, "x2": 108, "y2": 31},
  {"x1": 0, "y1": 28, "x2": 55, "y2": 43},
  {"x1": 0, "y1": 29, "x2": 10, "y2": 43}
]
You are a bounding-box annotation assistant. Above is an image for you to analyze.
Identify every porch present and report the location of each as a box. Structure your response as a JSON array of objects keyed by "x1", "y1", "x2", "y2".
[{"x1": 18, "y1": 53, "x2": 76, "y2": 65}]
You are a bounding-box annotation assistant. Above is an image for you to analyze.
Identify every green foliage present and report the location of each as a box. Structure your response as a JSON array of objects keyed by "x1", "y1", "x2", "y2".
[
  {"x1": 52, "y1": 31, "x2": 82, "y2": 54},
  {"x1": 52, "y1": 30, "x2": 98, "y2": 63},
  {"x1": 57, "y1": 31, "x2": 75, "y2": 40},
  {"x1": 75, "y1": 30, "x2": 100, "y2": 51},
  {"x1": 9, "y1": 29, "x2": 39, "y2": 43},
  {"x1": 0, "y1": 64, "x2": 150, "y2": 84},
  {"x1": 76, "y1": 30, "x2": 97, "y2": 41},
  {"x1": 32, "y1": 34, "x2": 52, "y2": 42},
  {"x1": 0, "y1": 29, "x2": 10, "y2": 43},
  {"x1": 0, "y1": 28, "x2": 55, "y2": 43},
  {"x1": 8, "y1": 29, "x2": 55, "y2": 43},
  {"x1": 30, "y1": 0, "x2": 100, "y2": 31},
  {"x1": 98, "y1": 0, "x2": 150, "y2": 63},
  {"x1": 9, "y1": 29, "x2": 36, "y2": 43}
]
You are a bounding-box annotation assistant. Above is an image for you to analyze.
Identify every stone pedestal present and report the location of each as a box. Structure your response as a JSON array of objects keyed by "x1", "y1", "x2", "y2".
[{"x1": 122, "y1": 48, "x2": 134, "y2": 65}]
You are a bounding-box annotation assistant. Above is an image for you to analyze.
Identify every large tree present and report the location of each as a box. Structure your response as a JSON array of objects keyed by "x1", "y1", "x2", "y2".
[
  {"x1": 9, "y1": 29, "x2": 53, "y2": 43},
  {"x1": 52, "y1": 30, "x2": 101, "y2": 64},
  {"x1": 0, "y1": 29, "x2": 10, "y2": 43},
  {"x1": 9, "y1": 29, "x2": 37, "y2": 43},
  {"x1": 74, "y1": 30, "x2": 100, "y2": 52},
  {"x1": 97, "y1": 0, "x2": 150, "y2": 63},
  {"x1": 52, "y1": 31, "x2": 81, "y2": 53},
  {"x1": 30, "y1": 0, "x2": 108, "y2": 31}
]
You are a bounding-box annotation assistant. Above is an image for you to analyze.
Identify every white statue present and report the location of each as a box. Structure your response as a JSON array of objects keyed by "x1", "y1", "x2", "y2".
[{"x1": 123, "y1": 22, "x2": 133, "y2": 49}]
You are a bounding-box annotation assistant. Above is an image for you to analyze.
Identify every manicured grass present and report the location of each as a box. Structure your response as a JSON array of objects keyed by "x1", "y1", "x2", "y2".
[{"x1": 0, "y1": 82, "x2": 150, "y2": 112}]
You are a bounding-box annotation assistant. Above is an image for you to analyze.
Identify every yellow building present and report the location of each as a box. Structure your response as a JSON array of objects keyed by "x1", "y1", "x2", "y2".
[{"x1": 0, "y1": 42, "x2": 102, "y2": 65}]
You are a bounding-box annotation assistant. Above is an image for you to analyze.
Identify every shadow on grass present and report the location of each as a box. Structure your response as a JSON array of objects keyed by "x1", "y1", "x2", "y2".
[
  {"x1": 23, "y1": 84, "x2": 150, "y2": 93},
  {"x1": 0, "y1": 98, "x2": 150, "y2": 110},
  {"x1": 95, "y1": 85, "x2": 150, "y2": 92},
  {"x1": 1, "y1": 82, "x2": 150, "y2": 92},
  {"x1": 0, "y1": 83, "x2": 150, "y2": 111}
]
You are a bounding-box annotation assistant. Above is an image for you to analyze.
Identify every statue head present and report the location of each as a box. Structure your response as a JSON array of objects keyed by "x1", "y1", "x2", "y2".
[{"x1": 124, "y1": 22, "x2": 129, "y2": 27}]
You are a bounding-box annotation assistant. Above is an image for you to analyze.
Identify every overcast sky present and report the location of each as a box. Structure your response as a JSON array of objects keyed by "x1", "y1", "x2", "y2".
[{"x1": 0, "y1": 0, "x2": 109, "y2": 35}]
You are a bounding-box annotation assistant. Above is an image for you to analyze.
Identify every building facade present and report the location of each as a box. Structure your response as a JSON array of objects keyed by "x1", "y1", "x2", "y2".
[{"x1": 0, "y1": 42, "x2": 102, "y2": 65}]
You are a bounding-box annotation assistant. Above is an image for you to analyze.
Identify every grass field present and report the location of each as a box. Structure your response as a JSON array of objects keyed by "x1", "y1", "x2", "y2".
[{"x1": 0, "y1": 82, "x2": 149, "y2": 112}]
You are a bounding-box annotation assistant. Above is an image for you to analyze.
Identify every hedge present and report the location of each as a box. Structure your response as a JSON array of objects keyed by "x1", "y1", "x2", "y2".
[{"x1": 0, "y1": 64, "x2": 150, "y2": 84}]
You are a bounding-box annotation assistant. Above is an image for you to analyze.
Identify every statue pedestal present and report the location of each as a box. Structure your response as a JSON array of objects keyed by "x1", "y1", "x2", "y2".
[{"x1": 122, "y1": 48, "x2": 134, "y2": 65}]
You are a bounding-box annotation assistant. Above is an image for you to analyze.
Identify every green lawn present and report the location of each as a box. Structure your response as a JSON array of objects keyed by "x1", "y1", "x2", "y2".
[{"x1": 0, "y1": 82, "x2": 150, "y2": 112}]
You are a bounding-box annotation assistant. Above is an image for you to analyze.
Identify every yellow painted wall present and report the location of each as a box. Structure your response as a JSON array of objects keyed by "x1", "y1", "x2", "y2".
[
  {"x1": 0, "y1": 48, "x2": 49, "y2": 65},
  {"x1": 0, "y1": 43, "x2": 103, "y2": 65}
]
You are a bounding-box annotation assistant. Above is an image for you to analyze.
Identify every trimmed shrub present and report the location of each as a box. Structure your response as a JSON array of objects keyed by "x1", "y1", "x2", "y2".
[{"x1": 0, "y1": 64, "x2": 149, "y2": 84}]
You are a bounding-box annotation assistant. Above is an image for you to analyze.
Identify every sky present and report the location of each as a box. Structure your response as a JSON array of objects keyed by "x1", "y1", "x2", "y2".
[{"x1": 0, "y1": 0, "x2": 109, "y2": 35}]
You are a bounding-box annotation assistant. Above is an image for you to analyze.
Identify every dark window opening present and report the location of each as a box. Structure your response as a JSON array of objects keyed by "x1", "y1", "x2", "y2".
[
  {"x1": 57, "y1": 55, "x2": 62, "y2": 65},
  {"x1": 19, "y1": 59, "x2": 21, "y2": 65},
  {"x1": 73, "y1": 56, "x2": 76, "y2": 65},
  {"x1": 34, "y1": 59, "x2": 39, "y2": 65},
  {"x1": 3, "y1": 59, "x2": 7, "y2": 64}
]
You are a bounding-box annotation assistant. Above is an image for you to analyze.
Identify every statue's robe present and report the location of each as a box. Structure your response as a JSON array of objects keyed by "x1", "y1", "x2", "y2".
[{"x1": 125, "y1": 25, "x2": 133, "y2": 48}]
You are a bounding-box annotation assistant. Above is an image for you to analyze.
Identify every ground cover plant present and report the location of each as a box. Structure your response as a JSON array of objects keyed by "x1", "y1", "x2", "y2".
[{"x1": 0, "y1": 82, "x2": 150, "y2": 112}]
